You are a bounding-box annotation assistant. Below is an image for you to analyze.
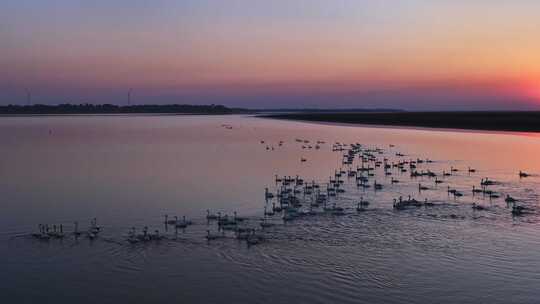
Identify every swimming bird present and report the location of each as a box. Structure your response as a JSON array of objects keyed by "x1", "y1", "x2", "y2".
[
  {"x1": 87, "y1": 218, "x2": 101, "y2": 239},
  {"x1": 423, "y1": 198, "x2": 434, "y2": 207},
  {"x1": 359, "y1": 196, "x2": 370, "y2": 207},
  {"x1": 481, "y1": 178, "x2": 496, "y2": 186},
  {"x1": 32, "y1": 224, "x2": 50, "y2": 240},
  {"x1": 418, "y1": 183, "x2": 429, "y2": 191},
  {"x1": 393, "y1": 198, "x2": 405, "y2": 210},
  {"x1": 206, "y1": 210, "x2": 218, "y2": 220},
  {"x1": 165, "y1": 215, "x2": 178, "y2": 225},
  {"x1": 151, "y1": 230, "x2": 164, "y2": 241},
  {"x1": 54, "y1": 224, "x2": 65, "y2": 239},
  {"x1": 472, "y1": 186, "x2": 483, "y2": 194},
  {"x1": 175, "y1": 216, "x2": 189, "y2": 229},
  {"x1": 472, "y1": 203, "x2": 486, "y2": 210},
  {"x1": 218, "y1": 213, "x2": 236, "y2": 226},
  {"x1": 264, "y1": 206, "x2": 274, "y2": 216},
  {"x1": 73, "y1": 221, "x2": 81, "y2": 237},
  {"x1": 488, "y1": 193, "x2": 500, "y2": 199},
  {"x1": 511, "y1": 205, "x2": 528, "y2": 216},
  {"x1": 234, "y1": 211, "x2": 247, "y2": 222},
  {"x1": 265, "y1": 188, "x2": 274, "y2": 199},
  {"x1": 127, "y1": 227, "x2": 139, "y2": 244},
  {"x1": 140, "y1": 226, "x2": 151, "y2": 242},
  {"x1": 505, "y1": 195, "x2": 516, "y2": 203},
  {"x1": 89, "y1": 218, "x2": 101, "y2": 233},
  {"x1": 246, "y1": 229, "x2": 264, "y2": 246}
]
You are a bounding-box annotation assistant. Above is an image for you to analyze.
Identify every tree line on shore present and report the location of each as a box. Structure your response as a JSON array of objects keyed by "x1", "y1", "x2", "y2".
[{"x1": 0, "y1": 103, "x2": 251, "y2": 115}]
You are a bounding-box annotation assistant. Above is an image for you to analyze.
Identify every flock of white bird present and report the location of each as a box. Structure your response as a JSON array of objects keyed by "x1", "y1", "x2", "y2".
[{"x1": 31, "y1": 137, "x2": 535, "y2": 246}]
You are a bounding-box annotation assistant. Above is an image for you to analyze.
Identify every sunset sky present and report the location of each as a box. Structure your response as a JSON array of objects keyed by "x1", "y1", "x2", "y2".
[{"x1": 1, "y1": 0, "x2": 540, "y2": 110}]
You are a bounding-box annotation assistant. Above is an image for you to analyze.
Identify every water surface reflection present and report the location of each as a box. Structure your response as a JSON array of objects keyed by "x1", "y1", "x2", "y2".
[{"x1": 1, "y1": 115, "x2": 539, "y2": 304}]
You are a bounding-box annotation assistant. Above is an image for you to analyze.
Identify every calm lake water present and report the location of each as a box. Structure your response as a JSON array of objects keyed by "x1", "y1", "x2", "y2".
[{"x1": 1, "y1": 115, "x2": 540, "y2": 303}]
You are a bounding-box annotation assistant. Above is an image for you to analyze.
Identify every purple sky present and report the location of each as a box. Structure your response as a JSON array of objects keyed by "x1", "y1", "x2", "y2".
[{"x1": 2, "y1": 0, "x2": 540, "y2": 110}]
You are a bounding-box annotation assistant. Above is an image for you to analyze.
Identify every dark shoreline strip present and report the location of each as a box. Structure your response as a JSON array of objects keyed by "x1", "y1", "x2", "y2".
[
  {"x1": 0, "y1": 104, "x2": 251, "y2": 115},
  {"x1": 263, "y1": 112, "x2": 540, "y2": 133}
]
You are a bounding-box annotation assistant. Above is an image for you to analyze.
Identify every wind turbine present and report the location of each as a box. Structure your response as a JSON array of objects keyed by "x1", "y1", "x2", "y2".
[
  {"x1": 127, "y1": 88, "x2": 132, "y2": 106},
  {"x1": 25, "y1": 88, "x2": 31, "y2": 105}
]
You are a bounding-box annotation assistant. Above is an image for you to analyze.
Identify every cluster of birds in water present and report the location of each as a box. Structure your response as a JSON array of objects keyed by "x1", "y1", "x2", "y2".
[
  {"x1": 260, "y1": 138, "x2": 324, "y2": 154},
  {"x1": 32, "y1": 218, "x2": 101, "y2": 241},
  {"x1": 30, "y1": 138, "x2": 536, "y2": 247}
]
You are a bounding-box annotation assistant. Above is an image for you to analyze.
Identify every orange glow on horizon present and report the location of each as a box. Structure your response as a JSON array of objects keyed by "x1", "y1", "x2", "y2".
[
  {"x1": 3, "y1": 1, "x2": 540, "y2": 108},
  {"x1": 514, "y1": 80, "x2": 540, "y2": 102}
]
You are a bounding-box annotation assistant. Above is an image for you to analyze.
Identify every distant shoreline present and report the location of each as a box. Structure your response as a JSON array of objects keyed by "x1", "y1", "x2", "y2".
[
  {"x1": 0, "y1": 113, "x2": 239, "y2": 118},
  {"x1": 0, "y1": 104, "x2": 252, "y2": 115},
  {"x1": 263, "y1": 112, "x2": 540, "y2": 133}
]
